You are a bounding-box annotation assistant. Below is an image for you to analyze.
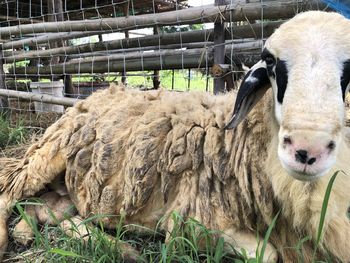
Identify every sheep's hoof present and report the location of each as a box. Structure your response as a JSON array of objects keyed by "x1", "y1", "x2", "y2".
[
  {"x1": 12, "y1": 219, "x2": 34, "y2": 246},
  {"x1": 60, "y1": 216, "x2": 90, "y2": 240},
  {"x1": 244, "y1": 242, "x2": 278, "y2": 263},
  {"x1": 260, "y1": 243, "x2": 278, "y2": 263}
]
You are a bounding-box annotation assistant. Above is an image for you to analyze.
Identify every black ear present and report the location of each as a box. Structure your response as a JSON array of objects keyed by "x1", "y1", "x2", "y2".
[{"x1": 225, "y1": 60, "x2": 270, "y2": 129}]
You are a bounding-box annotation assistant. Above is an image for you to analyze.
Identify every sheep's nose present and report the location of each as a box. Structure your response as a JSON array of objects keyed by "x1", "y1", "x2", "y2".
[
  {"x1": 295, "y1": 150, "x2": 308, "y2": 164},
  {"x1": 295, "y1": 149, "x2": 316, "y2": 165}
]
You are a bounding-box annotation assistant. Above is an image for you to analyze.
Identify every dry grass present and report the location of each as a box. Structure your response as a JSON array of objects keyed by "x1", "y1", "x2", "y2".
[{"x1": 0, "y1": 132, "x2": 40, "y2": 159}]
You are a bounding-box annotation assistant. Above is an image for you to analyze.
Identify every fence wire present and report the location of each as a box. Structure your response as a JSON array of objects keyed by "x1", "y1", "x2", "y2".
[{"x1": 0, "y1": 0, "x2": 326, "y2": 130}]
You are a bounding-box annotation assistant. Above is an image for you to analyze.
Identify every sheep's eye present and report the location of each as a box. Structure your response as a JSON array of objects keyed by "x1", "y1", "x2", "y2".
[{"x1": 265, "y1": 56, "x2": 276, "y2": 67}]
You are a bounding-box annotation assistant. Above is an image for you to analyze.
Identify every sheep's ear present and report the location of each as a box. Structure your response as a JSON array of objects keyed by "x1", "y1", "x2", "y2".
[{"x1": 225, "y1": 60, "x2": 270, "y2": 129}]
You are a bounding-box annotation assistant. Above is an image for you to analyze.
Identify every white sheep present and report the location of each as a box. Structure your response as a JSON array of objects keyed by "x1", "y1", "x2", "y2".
[{"x1": 0, "y1": 10, "x2": 350, "y2": 262}]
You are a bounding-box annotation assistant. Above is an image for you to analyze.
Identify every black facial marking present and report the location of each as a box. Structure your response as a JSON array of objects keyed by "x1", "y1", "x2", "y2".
[
  {"x1": 275, "y1": 59, "x2": 288, "y2": 103},
  {"x1": 341, "y1": 60, "x2": 350, "y2": 101},
  {"x1": 261, "y1": 48, "x2": 276, "y2": 78},
  {"x1": 261, "y1": 48, "x2": 289, "y2": 104},
  {"x1": 250, "y1": 68, "x2": 270, "y2": 86}
]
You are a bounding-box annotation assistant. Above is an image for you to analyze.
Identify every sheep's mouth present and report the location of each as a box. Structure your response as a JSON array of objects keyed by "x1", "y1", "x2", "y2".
[
  {"x1": 277, "y1": 142, "x2": 336, "y2": 182},
  {"x1": 279, "y1": 159, "x2": 329, "y2": 181},
  {"x1": 287, "y1": 169, "x2": 320, "y2": 181}
]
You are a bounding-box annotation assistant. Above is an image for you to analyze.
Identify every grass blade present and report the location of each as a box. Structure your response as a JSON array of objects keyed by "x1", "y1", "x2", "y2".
[
  {"x1": 257, "y1": 211, "x2": 280, "y2": 263},
  {"x1": 312, "y1": 171, "x2": 341, "y2": 260},
  {"x1": 49, "y1": 248, "x2": 85, "y2": 258}
]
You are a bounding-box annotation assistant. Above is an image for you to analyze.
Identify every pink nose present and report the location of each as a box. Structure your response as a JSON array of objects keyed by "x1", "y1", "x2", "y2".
[{"x1": 283, "y1": 134, "x2": 336, "y2": 166}]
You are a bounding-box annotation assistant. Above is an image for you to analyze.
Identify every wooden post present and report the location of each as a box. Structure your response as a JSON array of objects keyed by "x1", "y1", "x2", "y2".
[
  {"x1": 28, "y1": 45, "x2": 39, "y2": 82},
  {"x1": 122, "y1": 2, "x2": 129, "y2": 85},
  {"x1": 64, "y1": 75, "x2": 75, "y2": 98},
  {"x1": 206, "y1": 73, "x2": 209, "y2": 92},
  {"x1": 47, "y1": 0, "x2": 60, "y2": 80},
  {"x1": 172, "y1": 70, "x2": 175, "y2": 90},
  {"x1": 153, "y1": 5, "x2": 161, "y2": 89},
  {"x1": 153, "y1": 24, "x2": 161, "y2": 89},
  {"x1": 187, "y1": 69, "x2": 191, "y2": 91},
  {"x1": 213, "y1": 0, "x2": 226, "y2": 94},
  {"x1": 47, "y1": 0, "x2": 63, "y2": 65},
  {"x1": 48, "y1": 0, "x2": 74, "y2": 96},
  {"x1": 0, "y1": 46, "x2": 9, "y2": 116}
]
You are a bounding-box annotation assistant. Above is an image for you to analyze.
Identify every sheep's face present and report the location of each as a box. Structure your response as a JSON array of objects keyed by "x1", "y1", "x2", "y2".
[{"x1": 226, "y1": 11, "x2": 350, "y2": 181}]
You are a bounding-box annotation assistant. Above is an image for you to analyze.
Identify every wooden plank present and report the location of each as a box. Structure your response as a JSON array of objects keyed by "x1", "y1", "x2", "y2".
[
  {"x1": 121, "y1": 2, "x2": 130, "y2": 85},
  {"x1": 213, "y1": 0, "x2": 226, "y2": 94},
  {"x1": 153, "y1": 25, "x2": 161, "y2": 88},
  {"x1": 0, "y1": 46, "x2": 9, "y2": 115}
]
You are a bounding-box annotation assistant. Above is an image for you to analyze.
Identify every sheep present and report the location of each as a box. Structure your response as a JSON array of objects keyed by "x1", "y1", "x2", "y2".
[{"x1": 0, "y1": 10, "x2": 350, "y2": 262}]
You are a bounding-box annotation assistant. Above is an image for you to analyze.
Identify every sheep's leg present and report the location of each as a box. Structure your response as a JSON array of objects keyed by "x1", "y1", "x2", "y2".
[
  {"x1": 34, "y1": 192, "x2": 76, "y2": 225},
  {"x1": 0, "y1": 193, "x2": 11, "y2": 261},
  {"x1": 12, "y1": 204, "x2": 37, "y2": 246},
  {"x1": 13, "y1": 191, "x2": 76, "y2": 246},
  {"x1": 222, "y1": 228, "x2": 278, "y2": 263},
  {"x1": 21, "y1": 144, "x2": 67, "y2": 198}
]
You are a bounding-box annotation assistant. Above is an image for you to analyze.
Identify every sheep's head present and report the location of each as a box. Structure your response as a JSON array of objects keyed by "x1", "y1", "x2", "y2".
[{"x1": 226, "y1": 11, "x2": 350, "y2": 181}]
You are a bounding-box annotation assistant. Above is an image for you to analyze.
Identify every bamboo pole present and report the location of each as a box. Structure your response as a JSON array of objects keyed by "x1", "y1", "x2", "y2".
[
  {"x1": 65, "y1": 40, "x2": 261, "y2": 60},
  {"x1": 2, "y1": 19, "x2": 279, "y2": 52},
  {"x1": 0, "y1": 1, "x2": 324, "y2": 38},
  {"x1": 0, "y1": 89, "x2": 79, "y2": 106},
  {"x1": 5, "y1": 73, "x2": 154, "y2": 78},
  {"x1": 2, "y1": 31, "x2": 102, "y2": 50},
  {"x1": 58, "y1": 41, "x2": 262, "y2": 65},
  {"x1": 66, "y1": 42, "x2": 213, "y2": 59},
  {"x1": 0, "y1": 15, "x2": 42, "y2": 24},
  {"x1": 3, "y1": 21, "x2": 282, "y2": 63},
  {"x1": 8, "y1": 48, "x2": 261, "y2": 75}
]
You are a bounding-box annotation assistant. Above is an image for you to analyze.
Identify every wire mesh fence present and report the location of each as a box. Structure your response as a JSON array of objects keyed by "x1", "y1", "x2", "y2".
[{"x1": 0, "y1": 0, "x2": 328, "y2": 130}]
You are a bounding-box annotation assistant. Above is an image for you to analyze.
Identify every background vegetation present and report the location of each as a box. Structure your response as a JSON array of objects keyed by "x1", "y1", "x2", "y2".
[{"x1": 0, "y1": 116, "x2": 27, "y2": 149}]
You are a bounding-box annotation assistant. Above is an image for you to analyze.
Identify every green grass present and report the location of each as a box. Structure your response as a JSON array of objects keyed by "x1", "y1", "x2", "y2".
[
  {"x1": 126, "y1": 70, "x2": 213, "y2": 92},
  {"x1": 8, "y1": 208, "x2": 238, "y2": 263},
  {"x1": 6, "y1": 172, "x2": 342, "y2": 263},
  {"x1": 69, "y1": 70, "x2": 213, "y2": 92},
  {"x1": 8, "y1": 70, "x2": 213, "y2": 93},
  {"x1": 0, "y1": 116, "x2": 27, "y2": 149}
]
